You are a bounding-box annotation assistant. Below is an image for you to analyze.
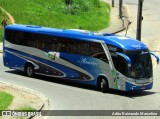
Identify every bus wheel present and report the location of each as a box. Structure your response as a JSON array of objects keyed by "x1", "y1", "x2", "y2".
[
  {"x1": 100, "y1": 78, "x2": 109, "y2": 93},
  {"x1": 25, "y1": 64, "x2": 35, "y2": 78}
]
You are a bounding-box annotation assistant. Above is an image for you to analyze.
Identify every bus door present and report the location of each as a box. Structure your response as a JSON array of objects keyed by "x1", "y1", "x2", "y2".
[
  {"x1": 101, "y1": 42, "x2": 118, "y2": 89},
  {"x1": 101, "y1": 42, "x2": 132, "y2": 90},
  {"x1": 109, "y1": 52, "x2": 131, "y2": 90}
]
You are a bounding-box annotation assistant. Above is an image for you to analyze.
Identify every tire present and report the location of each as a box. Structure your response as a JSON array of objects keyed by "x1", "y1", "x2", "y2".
[
  {"x1": 25, "y1": 64, "x2": 35, "y2": 78},
  {"x1": 100, "y1": 78, "x2": 109, "y2": 93}
]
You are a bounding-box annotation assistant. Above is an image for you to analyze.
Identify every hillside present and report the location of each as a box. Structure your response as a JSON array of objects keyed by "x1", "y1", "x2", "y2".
[{"x1": 0, "y1": 0, "x2": 110, "y2": 41}]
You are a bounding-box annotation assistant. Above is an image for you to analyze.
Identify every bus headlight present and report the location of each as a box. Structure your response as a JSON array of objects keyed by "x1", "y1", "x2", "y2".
[{"x1": 149, "y1": 77, "x2": 153, "y2": 82}]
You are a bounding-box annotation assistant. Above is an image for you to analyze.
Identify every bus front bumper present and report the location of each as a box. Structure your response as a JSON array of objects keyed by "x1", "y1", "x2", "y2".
[{"x1": 125, "y1": 81, "x2": 153, "y2": 91}]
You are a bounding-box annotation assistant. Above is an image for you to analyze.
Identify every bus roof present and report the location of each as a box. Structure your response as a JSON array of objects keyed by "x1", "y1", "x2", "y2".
[{"x1": 5, "y1": 24, "x2": 148, "y2": 51}]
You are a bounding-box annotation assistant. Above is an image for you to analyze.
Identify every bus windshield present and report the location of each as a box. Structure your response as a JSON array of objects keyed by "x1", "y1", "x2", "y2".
[{"x1": 125, "y1": 51, "x2": 152, "y2": 79}]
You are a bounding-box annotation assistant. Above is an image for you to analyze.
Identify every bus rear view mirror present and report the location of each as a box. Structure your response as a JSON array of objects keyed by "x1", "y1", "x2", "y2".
[
  {"x1": 150, "y1": 52, "x2": 159, "y2": 64},
  {"x1": 116, "y1": 52, "x2": 132, "y2": 67}
]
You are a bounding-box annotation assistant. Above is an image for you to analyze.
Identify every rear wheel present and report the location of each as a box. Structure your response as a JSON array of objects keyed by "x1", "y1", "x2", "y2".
[{"x1": 25, "y1": 64, "x2": 35, "y2": 78}]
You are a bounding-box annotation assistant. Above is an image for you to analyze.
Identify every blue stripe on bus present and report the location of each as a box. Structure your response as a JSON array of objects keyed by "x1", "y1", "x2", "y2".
[{"x1": 126, "y1": 82, "x2": 153, "y2": 91}]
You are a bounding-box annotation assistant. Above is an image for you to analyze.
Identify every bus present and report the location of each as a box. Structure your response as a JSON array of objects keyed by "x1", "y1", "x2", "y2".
[{"x1": 3, "y1": 24, "x2": 159, "y2": 92}]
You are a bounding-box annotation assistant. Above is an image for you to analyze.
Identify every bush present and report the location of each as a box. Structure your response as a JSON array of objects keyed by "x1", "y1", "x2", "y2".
[
  {"x1": 62, "y1": 0, "x2": 100, "y2": 15},
  {"x1": 75, "y1": 0, "x2": 90, "y2": 12},
  {"x1": 62, "y1": 4, "x2": 80, "y2": 15}
]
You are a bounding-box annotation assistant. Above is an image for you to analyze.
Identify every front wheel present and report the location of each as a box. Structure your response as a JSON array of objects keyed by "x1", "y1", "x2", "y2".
[
  {"x1": 100, "y1": 78, "x2": 109, "y2": 93},
  {"x1": 25, "y1": 64, "x2": 35, "y2": 78}
]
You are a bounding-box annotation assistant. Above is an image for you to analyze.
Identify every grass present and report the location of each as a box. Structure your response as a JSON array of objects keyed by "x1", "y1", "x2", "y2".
[
  {"x1": 0, "y1": 91, "x2": 13, "y2": 110},
  {"x1": 0, "y1": 9, "x2": 5, "y2": 42},
  {"x1": 0, "y1": 0, "x2": 110, "y2": 42},
  {"x1": 0, "y1": 29, "x2": 3, "y2": 42},
  {"x1": 0, "y1": 0, "x2": 110, "y2": 29}
]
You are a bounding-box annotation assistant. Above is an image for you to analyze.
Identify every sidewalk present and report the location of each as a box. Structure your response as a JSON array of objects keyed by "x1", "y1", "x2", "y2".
[
  {"x1": 0, "y1": 43, "x2": 2, "y2": 53},
  {"x1": 100, "y1": 0, "x2": 129, "y2": 33}
]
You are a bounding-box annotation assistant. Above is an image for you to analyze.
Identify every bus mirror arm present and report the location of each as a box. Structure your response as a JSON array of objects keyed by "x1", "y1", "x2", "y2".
[
  {"x1": 150, "y1": 52, "x2": 159, "y2": 64},
  {"x1": 116, "y1": 52, "x2": 132, "y2": 67}
]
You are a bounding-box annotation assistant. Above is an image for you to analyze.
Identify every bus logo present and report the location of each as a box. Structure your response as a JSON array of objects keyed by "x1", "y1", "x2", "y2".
[
  {"x1": 48, "y1": 52, "x2": 60, "y2": 60},
  {"x1": 131, "y1": 45, "x2": 142, "y2": 49}
]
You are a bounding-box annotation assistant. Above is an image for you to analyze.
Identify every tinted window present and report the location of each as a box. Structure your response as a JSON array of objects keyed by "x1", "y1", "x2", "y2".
[
  {"x1": 5, "y1": 29, "x2": 108, "y2": 63},
  {"x1": 5, "y1": 29, "x2": 58, "y2": 51}
]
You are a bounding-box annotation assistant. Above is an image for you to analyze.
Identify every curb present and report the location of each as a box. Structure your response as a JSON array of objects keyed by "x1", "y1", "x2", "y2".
[
  {"x1": 112, "y1": 5, "x2": 131, "y2": 34},
  {"x1": 99, "y1": 2, "x2": 130, "y2": 34},
  {"x1": 0, "y1": 43, "x2": 2, "y2": 53},
  {"x1": 0, "y1": 81, "x2": 50, "y2": 119}
]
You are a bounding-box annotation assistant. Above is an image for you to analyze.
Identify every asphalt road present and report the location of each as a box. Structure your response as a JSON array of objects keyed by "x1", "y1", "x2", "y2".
[{"x1": 1, "y1": 1, "x2": 160, "y2": 119}]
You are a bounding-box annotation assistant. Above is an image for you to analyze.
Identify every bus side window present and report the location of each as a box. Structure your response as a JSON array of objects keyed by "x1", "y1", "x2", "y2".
[
  {"x1": 90, "y1": 42, "x2": 109, "y2": 63},
  {"x1": 14, "y1": 31, "x2": 21, "y2": 45},
  {"x1": 68, "y1": 40, "x2": 76, "y2": 54},
  {"x1": 52, "y1": 38, "x2": 58, "y2": 51},
  {"x1": 93, "y1": 53, "x2": 109, "y2": 63},
  {"x1": 44, "y1": 38, "x2": 52, "y2": 50},
  {"x1": 78, "y1": 41, "x2": 90, "y2": 56},
  {"x1": 5, "y1": 30, "x2": 23, "y2": 45},
  {"x1": 5, "y1": 30, "x2": 14, "y2": 43},
  {"x1": 57, "y1": 38, "x2": 65, "y2": 52},
  {"x1": 25, "y1": 33, "x2": 35, "y2": 47}
]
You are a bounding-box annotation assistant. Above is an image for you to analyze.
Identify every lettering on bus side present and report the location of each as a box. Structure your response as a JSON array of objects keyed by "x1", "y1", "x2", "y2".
[
  {"x1": 107, "y1": 45, "x2": 123, "y2": 52},
  {"x1": 77, "y1": 57, "x2": 98, "y2": 66},
  {"x1": 108, "y1": 45, "x2": 118, "y2": 52}
]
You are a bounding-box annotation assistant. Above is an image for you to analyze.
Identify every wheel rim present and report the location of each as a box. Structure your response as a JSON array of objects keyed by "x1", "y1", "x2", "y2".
[
  {"x1": 100, "y1": 80, "x2": 103, "y2": 89},
  {"x1": 27, "y1": 66, "x2": 33, "y2": 76}
]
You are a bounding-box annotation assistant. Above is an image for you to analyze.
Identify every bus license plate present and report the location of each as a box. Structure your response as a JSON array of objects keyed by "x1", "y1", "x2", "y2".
[{"x1": 135, "y1": 79, "x2": 150, "y2": 84}]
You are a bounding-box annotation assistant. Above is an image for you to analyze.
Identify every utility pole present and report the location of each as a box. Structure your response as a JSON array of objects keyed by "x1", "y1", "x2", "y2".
[
  {"x1": 112, "y1": 0, "x2": 114, "y2": 7},
  {"x1": 136, "y1": 0, "x2": 143, "y2": 41},
  {"x1": 119, "y1": 0, "x2": 123, "y2": 18}
]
